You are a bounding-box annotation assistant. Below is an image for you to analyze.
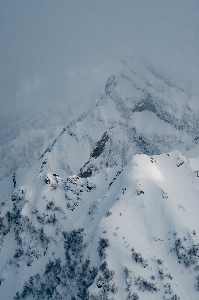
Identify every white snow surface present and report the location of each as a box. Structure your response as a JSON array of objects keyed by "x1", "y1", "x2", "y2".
[
  {"x1": 0, "y1": 151, "x2": 199, "y2": 299},
  {"x1": 1, "y1": 59, "x2": 199, "y2": 180},
  {"x1": 0, "y1": 59, "x2": 199, "y2": 299}
]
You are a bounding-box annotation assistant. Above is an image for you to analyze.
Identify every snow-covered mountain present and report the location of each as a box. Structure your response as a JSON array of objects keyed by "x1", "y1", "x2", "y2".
[
  {"x1": 0, "y1": 59, "x2": 199, "y2": 299},
  {"x1": 1, "y1": 59, "x2": 198, "y2": 181}
]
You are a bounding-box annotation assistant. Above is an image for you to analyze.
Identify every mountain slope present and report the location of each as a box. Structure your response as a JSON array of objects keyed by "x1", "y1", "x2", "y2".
[
  {"x1": 0, "y1": 59, "x2": 199, "y2": 299},
  {"x1": 0, "y1": 151, "x2": 199, "y2": 299},
  {"x1": 38, "y1": 60, "x2": 199, "y2": 179},
  {"x1": 1, "y1": 59, "x2": 199, "y2": 181}
]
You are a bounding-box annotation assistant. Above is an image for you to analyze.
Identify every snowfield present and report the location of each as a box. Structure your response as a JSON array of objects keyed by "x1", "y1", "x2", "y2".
[{"x1": 0, "y1": 59, "x2": 199, "y2": 299}]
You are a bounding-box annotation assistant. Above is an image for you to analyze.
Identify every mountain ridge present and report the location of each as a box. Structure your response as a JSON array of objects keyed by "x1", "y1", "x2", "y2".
[
  {"x1": 0, "y1": 59, "x2": 199, "y2": 299},
  {"x1": 1, "y1": 60, "x2": 199, "y2": 181}
]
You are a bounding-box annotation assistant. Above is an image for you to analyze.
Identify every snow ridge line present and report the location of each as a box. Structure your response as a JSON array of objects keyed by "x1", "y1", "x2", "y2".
[{"x1": 39, "y1": 110, "x2": 91, "y2": 161}]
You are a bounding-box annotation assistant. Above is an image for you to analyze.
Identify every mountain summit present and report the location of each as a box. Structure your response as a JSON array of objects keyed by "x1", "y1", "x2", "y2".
[
  {"x1": 0, "y1": 59, "x2": 199, "y2": 299},
  {"x1": 39, "y1": 58, "x2": 199, "y2": 178}
]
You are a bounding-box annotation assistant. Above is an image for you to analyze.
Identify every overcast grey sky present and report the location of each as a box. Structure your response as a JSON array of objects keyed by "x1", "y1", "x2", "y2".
[{"x1": 1, "y1": 0, "x2": 199, "y2": 132}]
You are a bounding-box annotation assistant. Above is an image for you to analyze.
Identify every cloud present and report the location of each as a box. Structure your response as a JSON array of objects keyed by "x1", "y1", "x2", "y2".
[
  {"x1": 17, "y1": 75, "x2": 46, "y2": 96},
  {"x1": 1, "y1": 1, "x2": 199, "y2": 137}
]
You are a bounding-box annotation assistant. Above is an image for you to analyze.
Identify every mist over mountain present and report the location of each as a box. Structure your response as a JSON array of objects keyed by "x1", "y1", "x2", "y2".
[
  {"x1": 0, "y1": 57, "x2": 199, "y2": 299},
  {"x1": 1, "y1": 1, "x2": 199, "y2": 299},
  {"x1": 1, "y1": 58, "x2": 199, "y2": 180},
  {"x1": 1, "y1": 0, "x2": 199, "y2": 137}
]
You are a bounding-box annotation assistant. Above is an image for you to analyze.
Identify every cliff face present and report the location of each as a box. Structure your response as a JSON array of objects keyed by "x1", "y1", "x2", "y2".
[{"x1": 0, "y1": 60, "x2": 199, "y2": 299}]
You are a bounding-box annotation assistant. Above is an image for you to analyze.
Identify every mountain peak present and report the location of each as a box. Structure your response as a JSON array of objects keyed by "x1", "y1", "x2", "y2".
[{"x1": 0, "y1": 59, "x2": 199, "y2": 299}]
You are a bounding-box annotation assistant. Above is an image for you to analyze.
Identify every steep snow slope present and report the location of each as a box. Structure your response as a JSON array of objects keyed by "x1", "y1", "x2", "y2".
[
  {"x1": 37, "y1": 60, "x2": 199, "y2": 179},
  {"x1": 1, "y1": 59, "x2": 199, "y2": 180},
  {"x1": 0, "y1": 151, "x2": 199, "y2": 299},
  {"x1": 0, "y1": 127, "x2": 64, "y2": 180},
  {"x1": 0, "y1": 105, "x2": 76, "y2": 180},
  {"x1": 1, "y1": 59, "x2": 199, "y2": 299}
]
